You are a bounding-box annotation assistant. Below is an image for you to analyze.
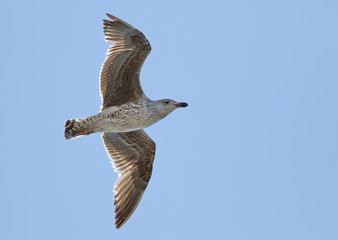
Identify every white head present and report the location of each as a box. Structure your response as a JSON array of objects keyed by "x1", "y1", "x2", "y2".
[{"x1": 156, "y1": 99, "x2": 188, "y2": 118}]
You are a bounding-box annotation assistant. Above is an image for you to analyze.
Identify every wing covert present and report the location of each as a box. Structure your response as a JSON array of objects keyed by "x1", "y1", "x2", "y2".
[
  {"x1": 101, "y1": 130, "x2": 156, "y2": 229},
  {"x1": 100, "y1": 14, "x2": 151, "y2": 110}
]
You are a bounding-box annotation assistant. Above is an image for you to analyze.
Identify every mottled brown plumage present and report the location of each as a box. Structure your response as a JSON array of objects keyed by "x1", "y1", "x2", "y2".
[
  {"x1": 100, "y1": 14, "x2": 151, "y2": 110},
  {"x1": 102, "y1": 130, "x2": 155, "y2": 228},
  {"x1": 64, "y1": 13, "x2": 188, "y2": 229},
  {"x1": 100, "y1": 14, "x2": 156, "y2": 229}
]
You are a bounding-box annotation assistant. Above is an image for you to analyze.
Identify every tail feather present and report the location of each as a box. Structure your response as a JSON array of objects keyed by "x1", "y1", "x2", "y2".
[{"x1": 64, "y1": 119, "x2": 94, "y2": 140}]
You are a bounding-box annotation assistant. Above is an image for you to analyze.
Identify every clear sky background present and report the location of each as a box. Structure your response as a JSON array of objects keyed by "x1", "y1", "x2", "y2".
[{"x1": 1, "y1": 0, "x2": 338, "y2": 239}]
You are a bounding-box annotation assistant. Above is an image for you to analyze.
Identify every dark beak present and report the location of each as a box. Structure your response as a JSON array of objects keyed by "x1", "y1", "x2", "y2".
[{"x1": 175, "y1": 102, "x2": 188, "y2": 108}]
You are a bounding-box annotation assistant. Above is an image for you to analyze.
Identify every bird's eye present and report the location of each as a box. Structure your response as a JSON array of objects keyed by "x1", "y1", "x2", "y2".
[{"x1": 164, "y1": 101, "x2": 169, "y2": 104}]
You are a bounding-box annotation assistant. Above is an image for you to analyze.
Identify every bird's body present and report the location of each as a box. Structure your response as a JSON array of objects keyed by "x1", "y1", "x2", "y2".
[
  {"x1": 65, "y1": 97, "x2": 183, "y2": 138},
  {"x1": 91, "y1": 98, "x2": 160, "y2": 132},
  {"x1": 64, "y1": 13, "x2": 187, "y2": 229}
]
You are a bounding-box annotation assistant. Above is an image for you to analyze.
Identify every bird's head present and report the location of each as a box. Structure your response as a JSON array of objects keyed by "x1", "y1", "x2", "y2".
[{"x1": 156, "y1": 99, "x2": 188, "y2": 118}]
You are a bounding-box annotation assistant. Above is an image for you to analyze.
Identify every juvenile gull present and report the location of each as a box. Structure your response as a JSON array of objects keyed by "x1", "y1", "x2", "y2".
[{"x1": 64, "y1": 13, "x2": 188, "y2": 229}]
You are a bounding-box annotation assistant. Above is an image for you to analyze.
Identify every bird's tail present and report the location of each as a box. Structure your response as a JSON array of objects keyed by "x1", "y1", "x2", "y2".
[{"x1": 64, "y1": 119, "x2": 94, "y2": 140}]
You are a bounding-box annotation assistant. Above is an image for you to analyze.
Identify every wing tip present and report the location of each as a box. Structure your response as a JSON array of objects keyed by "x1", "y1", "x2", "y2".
[
  {"x1": 113, "y1": 188, "x2": 145, "y2": 229},
  {"x1": 106, "y1": 13, "x2": 117, "y2": 21},
  {"x1": 103, "y1": 13, "x2": 136, "y2": 31},
  {"x1": 115, "y1": 217, "x2": 127, "y2": 229}
]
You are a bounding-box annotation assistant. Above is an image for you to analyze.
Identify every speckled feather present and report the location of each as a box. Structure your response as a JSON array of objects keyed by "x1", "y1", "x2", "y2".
[
  {"x1": 64, "y1": 13, "x2": 188, "y2": 229},
  {"x1": 100, "y1": 13, "x2": 151, "y2": 110},
  {"x1": 102, "y1": 130, "x2": 155, "y2": 229}
]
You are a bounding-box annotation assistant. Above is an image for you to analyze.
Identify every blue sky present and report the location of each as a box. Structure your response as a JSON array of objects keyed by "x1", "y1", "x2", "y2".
[{"x1": 1, "y1": 0, "x2": 338, "y2": 239}]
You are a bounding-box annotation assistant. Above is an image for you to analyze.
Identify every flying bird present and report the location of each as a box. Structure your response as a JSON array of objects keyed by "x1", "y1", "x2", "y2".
[{"x1": 64, "y1": 13, "x2": 188, "y2": 229}]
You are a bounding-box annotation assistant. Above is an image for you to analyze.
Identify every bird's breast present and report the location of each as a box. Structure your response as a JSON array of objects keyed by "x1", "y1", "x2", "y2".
[{"x1": 93, "y1": 103, "x2": 160, "y2": 132}]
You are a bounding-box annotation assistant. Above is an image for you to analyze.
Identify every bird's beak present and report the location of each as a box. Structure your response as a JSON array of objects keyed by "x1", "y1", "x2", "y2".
[{"x1": 175, "y1": 102, "x2": 188, "y2": 108}]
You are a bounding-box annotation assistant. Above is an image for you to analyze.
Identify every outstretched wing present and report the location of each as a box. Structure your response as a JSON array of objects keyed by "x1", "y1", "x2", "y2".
[
  {"x1": 100, "y1": 14, "x2": 151, "y2": 110},
  {"x1": 101, "y1": 130, "x2": 156, "y2": 229}
]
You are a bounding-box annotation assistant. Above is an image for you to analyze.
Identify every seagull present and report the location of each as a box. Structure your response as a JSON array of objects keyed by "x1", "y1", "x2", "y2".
[{"x1": 64, "y1": 13, "x2": 188, "y2": 229}]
